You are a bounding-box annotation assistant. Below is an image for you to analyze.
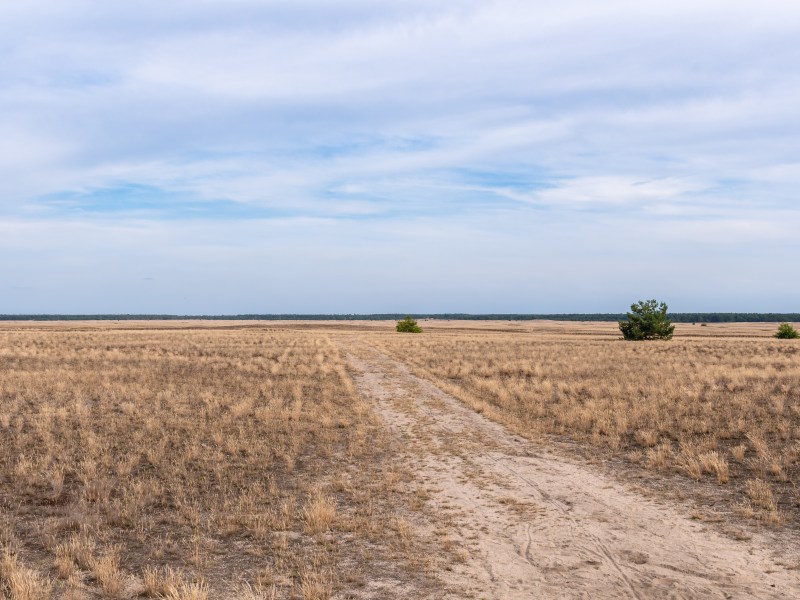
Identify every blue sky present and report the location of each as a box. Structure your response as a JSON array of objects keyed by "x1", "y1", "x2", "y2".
[{"x1": 1, "y1": 0, "x2": 799, "y2": 313}]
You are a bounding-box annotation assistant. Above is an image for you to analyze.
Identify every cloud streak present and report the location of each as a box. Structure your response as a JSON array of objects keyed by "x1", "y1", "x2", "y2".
[{"x1": 1, "y1": 1, "x2": 799, "y2": 311}]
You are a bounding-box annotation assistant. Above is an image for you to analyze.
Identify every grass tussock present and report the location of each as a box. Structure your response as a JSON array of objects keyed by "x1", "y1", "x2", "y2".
[
  {"x1": 374, "y1": 324, "x2": 800, "y2": 525},
  {"x1": 0, "y1": 324, "x2": 437, "y2": 598},
  {"x1": 1, "y1": 550, "x2": 54, "y2": 600}
]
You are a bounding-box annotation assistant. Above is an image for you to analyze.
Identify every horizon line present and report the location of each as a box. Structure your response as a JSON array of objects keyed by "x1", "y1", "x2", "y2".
[{"x1": 1, "y1": 312, "x2": 799, "y2": 323}]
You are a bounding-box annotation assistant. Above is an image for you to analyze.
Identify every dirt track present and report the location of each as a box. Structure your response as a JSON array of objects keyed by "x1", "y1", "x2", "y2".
[{"x1": 342, "y1": 339, "x2": 800, "y2": 599}]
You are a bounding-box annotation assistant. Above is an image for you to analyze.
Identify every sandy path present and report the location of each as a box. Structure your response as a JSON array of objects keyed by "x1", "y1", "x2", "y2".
[{"x1": 342, "y1": 339, "x2": 800, "y2": 600}]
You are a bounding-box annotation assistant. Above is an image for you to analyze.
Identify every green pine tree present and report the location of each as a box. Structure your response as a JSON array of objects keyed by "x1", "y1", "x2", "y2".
[
  {"x1": 774, "y1": 323, "x2": 800, "y2": 339},
  {"x1": 396, "y1": 316, "x2": 422, "y2": 333},
  {"x1": 619, "y1": 299, "x2": 675, "y2": 340}
]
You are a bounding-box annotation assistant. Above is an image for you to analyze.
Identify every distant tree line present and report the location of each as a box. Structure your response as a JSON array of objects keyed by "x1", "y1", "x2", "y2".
[
  {"x1": 1, "y1": 313, "x2": 798, "y2": 322},
  {"x1": 664, "y1": 313, "x2": 800, "y2": 323}
]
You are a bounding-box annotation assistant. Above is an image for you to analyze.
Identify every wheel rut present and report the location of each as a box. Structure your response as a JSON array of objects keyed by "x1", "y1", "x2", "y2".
[{"x1": 341, "y1": 338, "x2": 800, "y2": 599}]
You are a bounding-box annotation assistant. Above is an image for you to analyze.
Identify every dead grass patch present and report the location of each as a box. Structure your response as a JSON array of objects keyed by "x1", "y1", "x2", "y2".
[{"x1": 0, "y1": 324, "x2": 442, "y2": 597}]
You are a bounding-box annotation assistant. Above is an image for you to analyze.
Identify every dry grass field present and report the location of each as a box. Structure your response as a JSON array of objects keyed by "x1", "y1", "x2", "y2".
[
  {"x1": 371, "y1": 321, "x2": 800, "y2": 527},
  {"x1": 1, "y1": 319, "x2": 799, "y2": 599},
  {"x1": 0, "y1": 323, "x2": 441, "y2": 599}
]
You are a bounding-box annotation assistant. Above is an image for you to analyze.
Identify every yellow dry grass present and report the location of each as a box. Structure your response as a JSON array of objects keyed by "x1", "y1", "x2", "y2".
[
  {"x1": 2, "y1": 318, "x2": 797, "y2": 597},
  {"x1": 371, "y1": 321, "x2": 800, "y2": 525},
  {"x1": 0, "y1": 323, "x2": 437, "y2": 599}
]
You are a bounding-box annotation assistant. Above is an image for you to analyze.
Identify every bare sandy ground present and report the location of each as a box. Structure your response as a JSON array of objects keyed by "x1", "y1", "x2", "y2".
[{"x1": 342, "y1": 339, "x2": 800, "y2": 599}]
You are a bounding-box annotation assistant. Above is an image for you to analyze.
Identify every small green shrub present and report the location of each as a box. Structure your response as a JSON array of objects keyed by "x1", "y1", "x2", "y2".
[
  {"x1": 774, "y1": 323, "x2": 800, "y2": 339},
  {"x1": 618, "y1": 299, "x2": 675, "y2": 341},
  {"x1": 396, "y1": 316, "x2": 422, "y2": 333}
]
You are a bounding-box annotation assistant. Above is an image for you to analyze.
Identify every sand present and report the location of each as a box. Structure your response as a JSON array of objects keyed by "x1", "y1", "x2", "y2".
[{"x1": 343, "y1": 338, "x2": 800, "y2": 599}]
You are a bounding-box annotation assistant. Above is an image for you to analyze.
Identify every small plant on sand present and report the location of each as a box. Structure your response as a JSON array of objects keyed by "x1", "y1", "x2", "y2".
[
  {"x1": 396, "y1": 316, "x2": 422, "y2": 333},
  {"x1": 774, "y1": 323, "x2": 800, "y2": 339},
  {"x1": 619, "y1": 299, "x2": 674, "y2": 340}
]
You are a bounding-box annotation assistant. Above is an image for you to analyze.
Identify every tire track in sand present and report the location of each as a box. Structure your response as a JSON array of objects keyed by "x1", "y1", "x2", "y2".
[{"x1": 342, "y1": 339, "x2": 800, "y2": 600}]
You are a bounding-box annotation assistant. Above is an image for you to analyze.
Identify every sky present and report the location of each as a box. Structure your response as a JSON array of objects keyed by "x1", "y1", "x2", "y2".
[{"x1": 1, "y1": 0, "x2": 799, "y2": 314}]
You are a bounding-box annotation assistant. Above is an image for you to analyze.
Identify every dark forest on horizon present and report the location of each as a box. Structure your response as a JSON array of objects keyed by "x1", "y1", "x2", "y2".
[{"x1": 1, "y1": 313, "x2": 798, "y2": 323}]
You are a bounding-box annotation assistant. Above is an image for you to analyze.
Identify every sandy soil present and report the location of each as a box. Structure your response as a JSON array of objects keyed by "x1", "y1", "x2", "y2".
[{"x1": 341, "y1": 338, "x2": 800, "y2": 599}]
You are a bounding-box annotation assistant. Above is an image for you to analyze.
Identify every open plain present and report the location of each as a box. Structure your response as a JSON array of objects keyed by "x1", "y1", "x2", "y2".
[{"x1": 1, "y1": 320, "x2": 799, "y2": 598}]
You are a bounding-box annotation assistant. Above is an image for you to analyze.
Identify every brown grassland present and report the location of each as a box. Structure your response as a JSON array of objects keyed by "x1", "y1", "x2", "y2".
[
  {"x1": 370, "y1": 320, "x2": 800, "y2": 527},
  {"x1": 0, "y1": 319, "x2": 799, "y2": 598},
  {"x1": 0, "y1": 323, "x2": 441, "y2": 599}
]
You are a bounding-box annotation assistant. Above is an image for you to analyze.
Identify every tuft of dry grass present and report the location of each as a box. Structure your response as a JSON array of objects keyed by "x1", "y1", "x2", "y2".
[
  {"x1": 91, "y1": 553, "x2": 126, "y2": 597},
  {"x1": 302, "y1": 492, "x2": 337, "y2": 534},
  {"x1": 163, "y1": 579, "x2": 209, "y2": 600},
  {"x1": 698, "y1": 452, "x2": 729, "y2": 484},
  {"x1": 235, "y1": 582, "x2": 277, "y2": 600},
  {"x1": 646, "y1": 441, "x2": 674, "y2": 471},
  {"x1": 143, "y1": 565, "x2": 184, "y2": 597},
  {"x1": 746, "y1": 479, "x2": 777, "y2": 512},
  {"x1": 0, "y1": 550, "x2": 54, "y2": 600},
  {"x1": 299, "y1": 571, "x2": 332, "y2": 600}
]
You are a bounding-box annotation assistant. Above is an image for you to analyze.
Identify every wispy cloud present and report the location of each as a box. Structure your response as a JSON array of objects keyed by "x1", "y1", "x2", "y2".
[{"x1": 1, "y1": 1, "x2": 799, "y2": 311}]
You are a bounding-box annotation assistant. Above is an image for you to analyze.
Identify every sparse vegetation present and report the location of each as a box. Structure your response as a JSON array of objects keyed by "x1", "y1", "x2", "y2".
[
  {"x1": 396, "y1": 316, "x2": 422, "y2": 333},
  {"x1": 619, "y1": 299, "x2": 675, "y2": 340},
  {"x1": 375, "y1": 321, "x2": 800, "y2": 525},
  {"x1": 2, "y1": 318, "x2": 798, "y2": 598},
  {"x1": 0, "y1": 323, "x2": 442, "y2": 598},
  {"x1": 775, "y1": 322, "x2": 800, "y2": 339}
]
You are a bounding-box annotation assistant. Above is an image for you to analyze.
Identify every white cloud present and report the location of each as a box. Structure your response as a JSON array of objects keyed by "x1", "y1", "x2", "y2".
[
  {"x1": 526, "y1": 177, "x2": 705, "y2": 207},
  {"x1": 1, "y1": 0, "x2": 799, "y2": 310}
]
